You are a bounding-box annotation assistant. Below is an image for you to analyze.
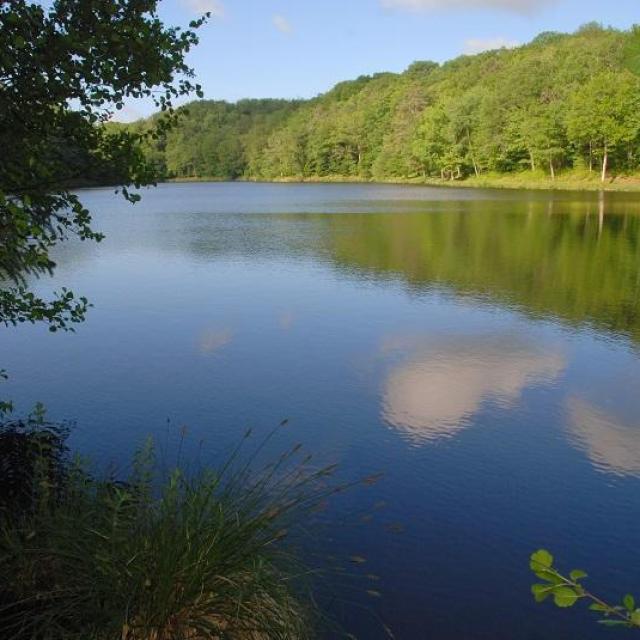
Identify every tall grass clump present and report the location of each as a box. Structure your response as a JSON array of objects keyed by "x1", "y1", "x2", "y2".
[{"x1": 0, "y1": 418, "x2": 348, "y2": 640}]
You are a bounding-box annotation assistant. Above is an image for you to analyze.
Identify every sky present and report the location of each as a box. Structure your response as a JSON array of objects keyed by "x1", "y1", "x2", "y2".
[{"x1": 117, "y1": 0, "x2": 638, "y2": 120}]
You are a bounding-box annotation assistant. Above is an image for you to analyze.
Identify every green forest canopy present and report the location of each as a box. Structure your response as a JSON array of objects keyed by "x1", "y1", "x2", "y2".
[{"x1": 132, "y1": 24, "x2": 640, "y2": 184}]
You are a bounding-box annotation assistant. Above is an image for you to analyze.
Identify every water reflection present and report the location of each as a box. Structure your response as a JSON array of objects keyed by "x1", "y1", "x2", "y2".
[
  {"x1": 199, "y1": 328, "x2": 234, "y2": 354},
  {"x1": 568, "y1": 395, "x2": 640, "y2": 478},
  {"x1": 322, "y1": 200, "x2": 640, "y2": 344},
  {"x1": 5, "y1": 183, "x2": 640, "y2": 640},
  {"x1": 382, "y1": 335, "x2": 565, "y2": 444},
  {"x1": 279, "y1": 311, "x2": 295, "y2": 331},
  {"x1": 74, "y1": 186, "x2": 640, "y2": 347}
]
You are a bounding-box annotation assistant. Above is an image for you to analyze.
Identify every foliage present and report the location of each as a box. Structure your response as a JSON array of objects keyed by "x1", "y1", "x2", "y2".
[
  {"x1": 0, "y1": 0, "x2": 209, "y2": 414},
  {"x1": 0, "y1": 421, "x2": 356, "y2": 640},
  {"x1": 530, "y1": 549, "x2": 640, "y2": 630},
  {"x1": 566, "y1": 72, "x2": 640, "y2": 180},
  {"x1": 142, "y1": 25, "x2": 640, "y2": 185},
  {"x1": 622, "y1": 25, "x2": 640, "y2": 75},
  {"x1": 0, "y1": 0, "x2": 207, "y2": 334},
  {"x1": 0, "y1": 404, "x2": 69, "y2": 518}
]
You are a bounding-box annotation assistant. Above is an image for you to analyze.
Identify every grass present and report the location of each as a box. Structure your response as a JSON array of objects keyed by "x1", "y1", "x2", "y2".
[
  {"x1": 440, "y1": 169, "x2": 640, "y2": 192},
  {"x1": 169, "y1": 170, "x2": 640, "y2": 192},
  {"x1": 0, "y1": 417, "x2": 356, "y2": 640}
]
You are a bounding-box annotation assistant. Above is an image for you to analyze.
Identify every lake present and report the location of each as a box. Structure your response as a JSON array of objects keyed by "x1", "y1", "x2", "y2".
[{"x1": 2, "y1": 182, "x2": 640, "y2": 639}]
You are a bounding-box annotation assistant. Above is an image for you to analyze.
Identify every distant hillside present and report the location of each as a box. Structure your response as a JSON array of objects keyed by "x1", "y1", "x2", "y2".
[{"x1": 132, "y1": 24, "x2": 640, "y2": 184}]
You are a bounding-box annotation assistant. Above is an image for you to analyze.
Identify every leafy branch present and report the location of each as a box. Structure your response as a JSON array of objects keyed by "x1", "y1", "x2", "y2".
[{"x1": 530, "y1": 549, "x2": 640, "y2": 629}]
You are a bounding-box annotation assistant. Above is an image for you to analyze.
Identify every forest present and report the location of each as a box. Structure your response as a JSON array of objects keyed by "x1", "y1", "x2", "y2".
[{"x1": 130, "y1": 24, "x2": 640, "y2": 184}]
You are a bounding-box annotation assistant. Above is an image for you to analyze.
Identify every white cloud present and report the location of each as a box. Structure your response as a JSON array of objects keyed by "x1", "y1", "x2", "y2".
[
  {"x1": 463, "y1": 36, "x2": 520, "y2": 54},
  {"x1": 272, "y1": 14, "x2": 293, "y2": 34},
  {"x1": 181, "y1": 0, "x2": 224, "y2": 17},
  {"x1": 381, "y1": 0, "x2": 553, "y2": 14}
]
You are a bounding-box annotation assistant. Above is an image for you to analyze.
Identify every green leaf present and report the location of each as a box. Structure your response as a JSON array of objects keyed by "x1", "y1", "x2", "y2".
[
  {"x1": 533, "y1": 568, "x2": 562, "y2": 583},
  {"x1": 631, "y1": 610, "x2": 640, "y2": 627},
  {"x1": 530, "y1": 549, "x2": 553, "y2": 571},
  {"x1": 598, "y1": 620, "x2": 629, "y2": 627},
  {"x1": 569, "y1": 569, "x2": 587, "y2": 581},
  {"x1": 589, "y1": 603, "x2": 608, "y2": 612},
  {"x1": 552, "y1": 587, "x2": 578, "y2": 608},
  {"x1": 623, "y1": 594, "x2": 635, "y2": 612},
  {"x1": 531, "y1": 583, "x2": 553, "y2": 603}
]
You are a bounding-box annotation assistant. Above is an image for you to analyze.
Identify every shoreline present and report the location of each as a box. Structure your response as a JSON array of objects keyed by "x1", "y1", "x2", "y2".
[{"x1": 166, "y1": 173, "x2": 640, "y2": 193}]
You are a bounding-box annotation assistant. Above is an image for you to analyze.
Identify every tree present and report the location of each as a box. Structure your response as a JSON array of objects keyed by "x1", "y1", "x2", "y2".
[
  {"x1": 372, "y1": 81, "x2": 431, "y2": 179},
  {"x1": 127, "y1": 25, "x2": 640, "y2": 184},
  {"x1": 566, "y1": 72, "x2": 640, "y2": 182},
  {"x1": 508, "y1": 100, "x2": 567, "y2": 178},
  {"x1": 0, "y1": 0, "x2": 207, "y2": 409},
  {"x1": 623, "y1": 25, "x2": 640, "y2": 76},
  {"x1": 413, "y1": 103, "x2": 456, "y2": 179},
  {"x1": 448, "y1": 90, "x2": 487, "y2": 177}
]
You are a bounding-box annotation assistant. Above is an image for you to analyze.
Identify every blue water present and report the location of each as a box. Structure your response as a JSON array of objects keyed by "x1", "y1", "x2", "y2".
[{"x1": 2, "y1": 182, "x2": 640, "y2": 639}]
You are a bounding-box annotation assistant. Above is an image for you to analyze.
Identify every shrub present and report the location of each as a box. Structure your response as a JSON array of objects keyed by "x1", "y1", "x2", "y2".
[{"x1": 0, "y1": 422, "x2": 346, "y2": 640}]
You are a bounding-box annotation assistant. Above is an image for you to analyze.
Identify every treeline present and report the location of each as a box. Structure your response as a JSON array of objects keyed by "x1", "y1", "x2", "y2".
[{"x1": 133, "y1": 24, "x2": 640, "y2": 183}]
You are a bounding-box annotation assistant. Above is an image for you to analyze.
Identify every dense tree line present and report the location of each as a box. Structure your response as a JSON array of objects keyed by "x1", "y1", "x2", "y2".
[{"x1": 136, "y1": 25, "x2": 640, "y2": 183}]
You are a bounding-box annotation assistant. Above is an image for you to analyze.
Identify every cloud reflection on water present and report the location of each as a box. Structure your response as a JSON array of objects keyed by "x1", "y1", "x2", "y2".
[
  {"x1": 381, "y1": 334, "x2": 565, "y2": 444},
  {"x1": 568, "y1": 395, "x2": 640, "y2": 478},
  {"x1": 199, "y1": 328, "x2": 234, "y2": 354}
]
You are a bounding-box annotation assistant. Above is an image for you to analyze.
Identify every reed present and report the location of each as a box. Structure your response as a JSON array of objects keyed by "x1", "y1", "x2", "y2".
[{"x1": 0, "y1": 419, "x2": 349, "y2": 640}]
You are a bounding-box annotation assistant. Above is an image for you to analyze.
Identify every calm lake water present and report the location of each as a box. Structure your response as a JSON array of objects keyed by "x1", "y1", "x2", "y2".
[{"x1": 3, "y1": 182, "x2": 640, "y2": 639}]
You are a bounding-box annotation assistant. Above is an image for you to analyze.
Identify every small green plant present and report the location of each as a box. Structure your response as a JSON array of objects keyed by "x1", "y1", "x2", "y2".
[{"x1": 530, "y1": 549, "x2": 640, "y2": 629}]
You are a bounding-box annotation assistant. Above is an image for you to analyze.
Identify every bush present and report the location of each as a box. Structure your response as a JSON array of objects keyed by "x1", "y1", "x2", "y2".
[{"x1": 0, "y1": 421, "x2": 345, "y2": 640}]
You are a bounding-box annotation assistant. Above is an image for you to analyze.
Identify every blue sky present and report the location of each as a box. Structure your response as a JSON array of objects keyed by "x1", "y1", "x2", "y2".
[{"x1": 119, "y1": 0, "x2": 638, "y2": 120}]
